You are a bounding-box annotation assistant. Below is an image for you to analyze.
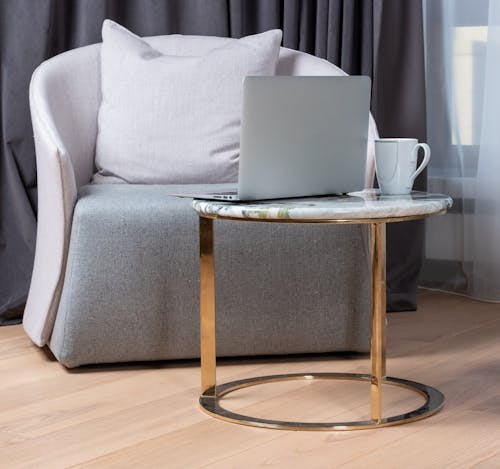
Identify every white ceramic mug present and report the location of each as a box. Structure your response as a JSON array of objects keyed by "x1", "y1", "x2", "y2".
[{"x1": 374, "y1": 138, "x2": 431, "y2": 195}]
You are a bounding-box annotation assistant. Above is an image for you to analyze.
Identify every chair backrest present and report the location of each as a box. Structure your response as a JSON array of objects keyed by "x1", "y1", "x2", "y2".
[{"x1": 30, "y1": 35, "x2": 375, "y2": 189}]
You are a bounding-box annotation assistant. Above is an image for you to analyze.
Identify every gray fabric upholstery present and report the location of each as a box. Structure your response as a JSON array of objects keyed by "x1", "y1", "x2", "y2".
[{"x1": 50, "y1": 184, "x2": 371, "y2": 367}]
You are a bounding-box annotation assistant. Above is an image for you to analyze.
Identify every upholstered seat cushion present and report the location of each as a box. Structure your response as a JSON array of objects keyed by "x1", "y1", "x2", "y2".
[{"x1": 50, "y1": 184, "x2": 370, "y2": 367}]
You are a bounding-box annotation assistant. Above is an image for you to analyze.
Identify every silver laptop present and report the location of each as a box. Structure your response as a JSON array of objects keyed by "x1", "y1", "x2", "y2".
[{"x1": 188, "y1": 75, "x2": 371, "y2": 201}]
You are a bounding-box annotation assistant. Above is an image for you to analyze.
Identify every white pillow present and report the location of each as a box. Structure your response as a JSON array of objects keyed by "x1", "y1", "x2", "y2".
[{"x1": 95, "y1": 20, "x2": 282, "y2": 184}]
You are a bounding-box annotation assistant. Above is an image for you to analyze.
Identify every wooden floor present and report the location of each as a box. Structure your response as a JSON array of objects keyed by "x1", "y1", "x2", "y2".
[{"x1": 0, "y1": 290, "x2": 499, "y2": 468}]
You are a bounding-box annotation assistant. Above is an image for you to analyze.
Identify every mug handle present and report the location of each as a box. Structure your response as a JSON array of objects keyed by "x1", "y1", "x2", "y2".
[{"x1": 409, "y1": 143, "x2": 431, "y2": 184}]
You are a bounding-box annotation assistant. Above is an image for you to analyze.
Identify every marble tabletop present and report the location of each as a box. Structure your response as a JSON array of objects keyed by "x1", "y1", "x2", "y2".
[{"x1": 192, "y1": 190, "x2": 453, "y2": 222}]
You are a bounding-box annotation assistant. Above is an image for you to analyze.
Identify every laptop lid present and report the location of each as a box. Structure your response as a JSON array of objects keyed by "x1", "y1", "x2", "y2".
[{"x1": 237, "y1": 76, "x2": 371, "y2": 200}]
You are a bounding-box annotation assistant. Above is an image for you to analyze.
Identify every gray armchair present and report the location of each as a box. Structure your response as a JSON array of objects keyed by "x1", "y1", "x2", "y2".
[{"x1": 24, "y1": 34, "x2": 378, "y2": 367}]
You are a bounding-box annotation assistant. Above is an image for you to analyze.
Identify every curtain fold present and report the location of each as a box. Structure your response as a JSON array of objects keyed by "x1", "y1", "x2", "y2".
[
  {"x1": 374, "y1": 0, "x2": 428, "y2": 311},
  {"x1": 0, "y1": 0, "x2": 426, "y2": 323}
]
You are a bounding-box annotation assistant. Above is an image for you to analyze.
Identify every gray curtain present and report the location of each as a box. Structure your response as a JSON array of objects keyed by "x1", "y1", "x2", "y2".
[
  {"x1": 0, "y1": 0, "x2": 426, "y2": 323},
  {"x1": 373, "y1": 0, "x2": 428, "y2": 311}
]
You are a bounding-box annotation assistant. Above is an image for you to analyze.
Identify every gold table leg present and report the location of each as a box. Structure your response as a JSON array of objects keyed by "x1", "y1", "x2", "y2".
[
  {"x1": 200, "y1": 216, "x2": 216, "y2": 397},
  {"x1": 198, "y1": 216, "x2": 444, "y2": 430},
  {"x1": 370, "y1": 222, "x2": 386, "y2": 423}
]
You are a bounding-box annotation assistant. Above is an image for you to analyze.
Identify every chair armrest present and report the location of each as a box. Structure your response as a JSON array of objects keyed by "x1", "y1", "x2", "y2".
[
  {"x1": 23, "y1": 46, "x2": 101, "y2": 346},
  {"x1": 23, "y1": 72, "x2": 77, "y2": 345}
]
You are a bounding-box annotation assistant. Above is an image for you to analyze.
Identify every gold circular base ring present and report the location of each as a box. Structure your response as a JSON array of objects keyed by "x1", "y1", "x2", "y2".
[{"x1": 199, "y1": 372, "x2": 445, "y2": 431}]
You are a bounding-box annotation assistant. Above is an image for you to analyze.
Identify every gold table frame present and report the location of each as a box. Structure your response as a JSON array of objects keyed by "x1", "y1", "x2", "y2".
[{"x1": 198, "y1": 213, "x2": 445, "y2": 430}]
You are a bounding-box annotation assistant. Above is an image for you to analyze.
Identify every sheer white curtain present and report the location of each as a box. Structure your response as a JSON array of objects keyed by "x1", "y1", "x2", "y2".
[{"x1": 422, "y1": 0, "x2": 500, "y2": 300}]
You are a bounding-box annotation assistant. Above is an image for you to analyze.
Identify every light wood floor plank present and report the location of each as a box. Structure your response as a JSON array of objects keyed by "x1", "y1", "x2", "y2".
[
  {"x1": 0, "y1": 291, "x2": 499, "y2": 468},
  {"x1": 72, "y1": 316, "x2": 500, "y2": 468}
]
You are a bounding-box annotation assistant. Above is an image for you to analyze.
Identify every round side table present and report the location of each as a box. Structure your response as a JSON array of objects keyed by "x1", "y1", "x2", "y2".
[{"x1": 192, "y1": 190, "x2": 452, "y2": 431}]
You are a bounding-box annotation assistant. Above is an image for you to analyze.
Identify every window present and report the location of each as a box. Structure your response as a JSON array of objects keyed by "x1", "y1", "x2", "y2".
[{"x1": 452, "y1": 26, "x2": 487, "y2": 146}]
